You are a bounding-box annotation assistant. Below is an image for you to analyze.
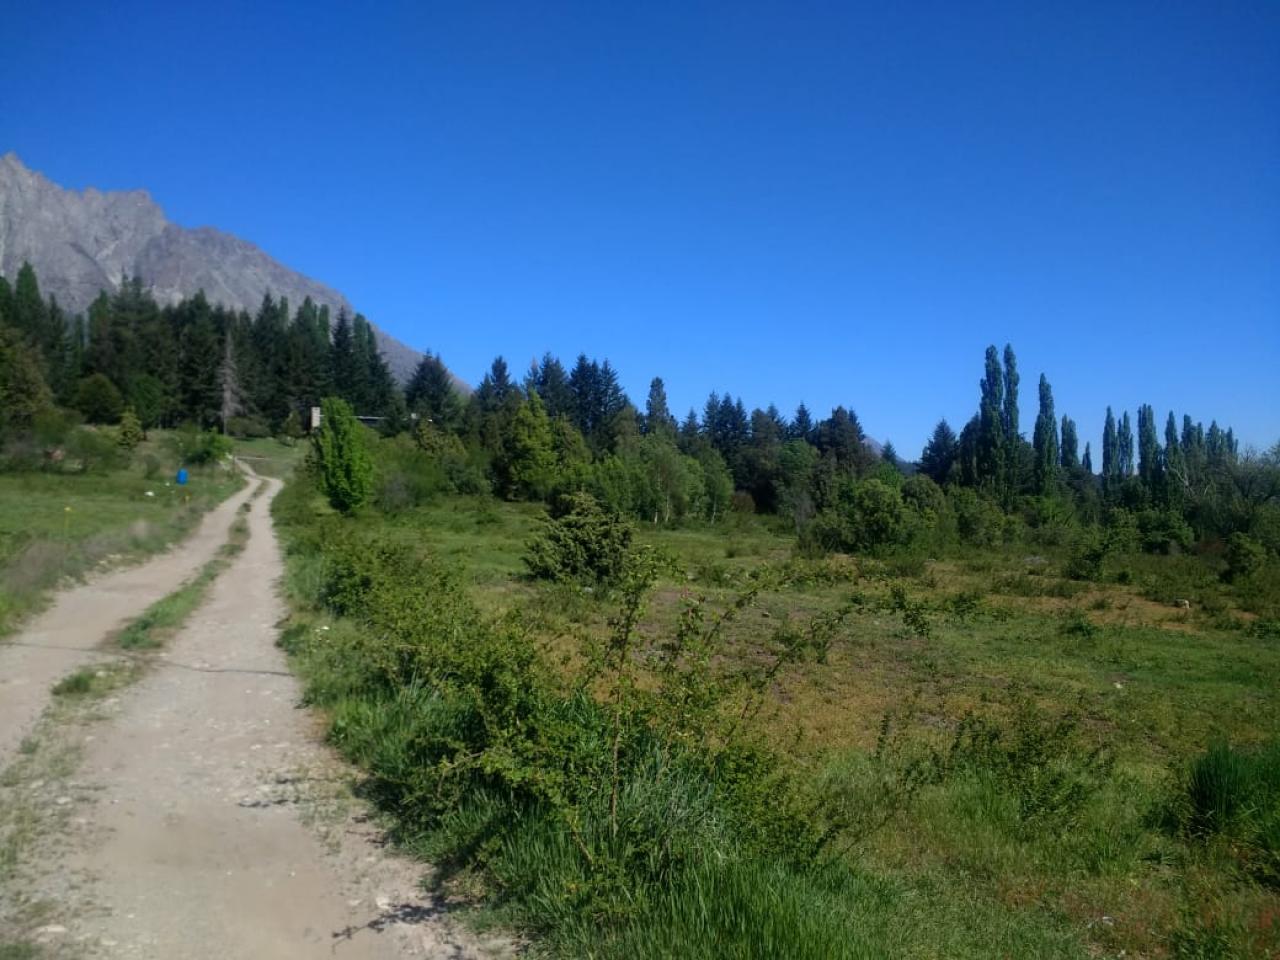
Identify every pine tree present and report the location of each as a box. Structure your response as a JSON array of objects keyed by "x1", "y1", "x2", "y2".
[
  {"x1": 0, "y1": 322, "x2": 53, "y2": 436},
  {"x1": 920, "y1": 419, "x2": 958, "y2": 484},
  {"x1": 12, "y1": 262, "x2": 47, "y2": 342},
  {"x1": 531, "y1": 353, "x2": 572, "y2": 420},
  {"x1": 881, "y1": 440, "x2": 898, "y2": 466},
  {"x1": 1031, "y1": 373, "x2": 1059, "y2": 493},
  {"x1": 790, "y1": 403, "x2": 814, "y2": 442},
  {"x1": 644, "y1": 377, "x2": 676, "y2": 436},
  {"x1": 330, "y1": 310, "x2": 357, "y2": 403}
]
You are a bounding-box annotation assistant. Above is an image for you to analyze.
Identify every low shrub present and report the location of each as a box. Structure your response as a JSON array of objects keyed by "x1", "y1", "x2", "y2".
[{"x1": 525, "y1": 492, "x2": 633, "y2": 587}]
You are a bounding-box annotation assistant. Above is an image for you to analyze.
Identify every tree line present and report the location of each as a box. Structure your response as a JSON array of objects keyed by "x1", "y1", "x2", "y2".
[{"x1": 2, "y1": 262, "x2": 1274, "y2": 554}]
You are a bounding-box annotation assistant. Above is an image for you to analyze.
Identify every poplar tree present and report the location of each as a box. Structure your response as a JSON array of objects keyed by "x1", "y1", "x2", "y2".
[
  {"x1": 1118, "y1": 411, "x2": 1134, "y2": 478},
  {"x1": 1032, "y1": 373, "x2": 1058, "y2": 493},
  {"x1": 1082, "y1": 442, "x2": 1093, "y2": 475},
  {"x1": 1137, "y1": 403, "x2": 1161, "y2": 490},
  {"x1": 1060, "y1": 415, "x2": 1079, "y2": 470},
  {"x1": 1102, "y1": 407, "x2": 1118, "y2": 490},
  {"x1": 977, "y1": 346, "x2": 1005, "y2": 491}
]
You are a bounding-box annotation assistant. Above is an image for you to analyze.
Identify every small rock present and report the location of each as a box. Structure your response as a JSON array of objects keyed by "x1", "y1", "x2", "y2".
[
  {"x1": 55, "y1": 795, "x2": 72, "y2": 805},
  {"x1": 34, "y1": 924, "x2": 68, "y2": 937}
]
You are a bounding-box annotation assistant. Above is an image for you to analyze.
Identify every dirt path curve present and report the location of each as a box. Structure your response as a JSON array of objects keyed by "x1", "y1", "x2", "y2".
[
  {"x1": 48, "y1": 476, "x2": 505, "y2": 959},
  {"x1": 0, "y1": 470, "x2": 257, "y2": 769}
]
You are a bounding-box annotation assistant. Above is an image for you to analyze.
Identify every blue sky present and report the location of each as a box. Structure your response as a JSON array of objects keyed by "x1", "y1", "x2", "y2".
[{"x1": 4, "y1": 1, "x2": 1278, "y2": 454}]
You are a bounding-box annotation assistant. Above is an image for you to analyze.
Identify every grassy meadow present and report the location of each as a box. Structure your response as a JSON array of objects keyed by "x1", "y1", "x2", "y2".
[
  {"x1": 273, "y1": 463, "x2": 1280, "y2": 960},
  {"x1": 0, "y1": 431, "x2": 244, "y2": 638}
]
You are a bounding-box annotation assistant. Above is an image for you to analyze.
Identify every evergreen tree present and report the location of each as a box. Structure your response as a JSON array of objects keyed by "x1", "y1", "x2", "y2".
[
  {"x1": 12, "y1": 262, "x2": 47, "y2": 343},
  {"x1": 0, "y1": 322, "x2": 52, "y2": 436},
  {"x1": 644, "y1": 377, "x2": 676, "y2": 437},
  {"x1": 500, "y1": 389, "x2": 557, "y2": 500},
  {"x1": 1060, "y1": 416, "x2": 1079, "y2": 470},
  {"x1": 531, "y1": 353, "x2": 573, "y2": 420},
  {"x1": 405, "y1": 352, "x2": 461, "y2": 430},
  {"x1": 920, "y1": 418, "x2": 958, "y2": 484},
  {"x1": 1031, "y1": 373, "x2": 1059, "y2": 493},
  {"x1": 790, "y1": 403, "x2": 814, "y2": 442},
  {"x1": 881, "y1": 440, "x2": 899, "y2": 466},
  {"x1": 330, "y1": 310, "x2": 357, "y2": 403}
]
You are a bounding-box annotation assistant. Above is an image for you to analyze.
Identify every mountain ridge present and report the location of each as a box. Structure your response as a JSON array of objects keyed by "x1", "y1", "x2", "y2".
[{"x1": 0, "y1": 152, "x2": 440, "y2": 386}]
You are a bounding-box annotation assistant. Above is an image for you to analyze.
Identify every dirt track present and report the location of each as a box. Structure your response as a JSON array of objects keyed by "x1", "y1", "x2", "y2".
[
  {"x1": 3, "y1": 471, "x2": 507, "y2": 958},
  {"x1": 0, "y1": 476, "x2": 256, "y2": 768}
]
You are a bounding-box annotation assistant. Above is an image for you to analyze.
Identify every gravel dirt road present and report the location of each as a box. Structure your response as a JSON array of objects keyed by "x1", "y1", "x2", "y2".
[{"x1": 3, "y1": 471, "x2": 507, "y2": 959}]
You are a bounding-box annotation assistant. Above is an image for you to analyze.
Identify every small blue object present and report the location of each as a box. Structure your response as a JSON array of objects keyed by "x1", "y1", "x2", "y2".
[{"x1": 176, "y1": 469, "x2": 189, "y2": 486}]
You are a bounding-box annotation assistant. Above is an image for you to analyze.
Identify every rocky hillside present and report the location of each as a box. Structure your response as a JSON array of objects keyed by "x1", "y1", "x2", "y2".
[{"x1": 0, "y1": 152, "x2": 434, "y2": 384}]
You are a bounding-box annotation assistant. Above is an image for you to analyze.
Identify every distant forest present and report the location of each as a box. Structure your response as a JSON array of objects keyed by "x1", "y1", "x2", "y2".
[{"x1": 1, "y1": 261, "x2": 1275, "y2": 553}]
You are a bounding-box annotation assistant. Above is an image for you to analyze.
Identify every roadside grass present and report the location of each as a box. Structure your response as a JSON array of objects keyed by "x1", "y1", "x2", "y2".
[
  {"x1": 273, "y1": 483, "x2": 1280, "y2": 958},
  {"x1": 0, "y1": 453, "x2": 244, "y2": 638}
]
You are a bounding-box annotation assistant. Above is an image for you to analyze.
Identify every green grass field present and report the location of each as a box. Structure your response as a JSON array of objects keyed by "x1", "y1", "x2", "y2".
[
  {"x1": 276, "y1": 484, "x2": 1280, "y2": 958},
  {"x1": 0, "y1": 435, "x2": 245, "y2": 638},
  {"x1": 231, "y1": 436, "x2": 307, "y2": 478}
]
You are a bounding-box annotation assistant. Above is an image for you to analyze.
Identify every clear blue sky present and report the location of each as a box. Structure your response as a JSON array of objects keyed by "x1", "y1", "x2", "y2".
[{"x1": 4, "y1": 0, "x2": 1278, "y2": 454}]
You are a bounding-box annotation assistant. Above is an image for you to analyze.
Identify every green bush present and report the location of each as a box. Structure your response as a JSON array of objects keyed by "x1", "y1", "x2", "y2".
[
  {"x1": 371, "y1": 435, "x2": 448, "y2": 512},
  {"x1": 309, "y1": 397, "x2": 373, "y2": 514},
  {"x1": 943, "y1": 699, "x2": 1114, "y2": 832},
  {"x1": 1223, "y1": 533, "x2": 1266, "y2": 583},
  {"x1": 525, "y1": 492, "x2": 633, "y2": 586},
  {"x1": 1137, "y1": 508, "x2": 1194, "y2": 555},
  {"x1": 169, "y1": 427, "x2": 233, "y2": 465},
  {"x1": 226, "y1": 415, "x2": 271, "y2": 439},
  {"x1": 73, "y1": 372, "x2": 124, "y2": 424}
]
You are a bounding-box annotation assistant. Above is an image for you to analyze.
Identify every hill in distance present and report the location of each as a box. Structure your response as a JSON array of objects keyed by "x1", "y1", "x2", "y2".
[{"x1": 0, "y1": 152, "x2": 451, "y2": 387}]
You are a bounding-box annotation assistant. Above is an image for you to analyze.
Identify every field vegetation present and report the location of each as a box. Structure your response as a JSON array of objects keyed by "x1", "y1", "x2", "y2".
[
  {"x1": 272, "y1": 403, "x2": 1280, "y2": 959},
  {"x1": 0, "y1": 423, "x2": 244, "y2": 638}
]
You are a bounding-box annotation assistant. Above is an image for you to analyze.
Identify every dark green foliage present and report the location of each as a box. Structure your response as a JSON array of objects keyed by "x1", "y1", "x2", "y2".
[
  {"x1": 310, "y1": 396, "x2": 373, "y2": 513},
  {"x1": 0, "y1": 321, "x2": 53, "y2": 437},
  {"x1": 74, "y1": 372, "x2": 124, "y2": 424},
  {"x1": 919, "y1": 419, "x2": 957, "y2": 484},
  {"x1": 1032, "y1": 374, "x2": 1058, "y2": 493},
  {"x1": 1223, "y1": 533, "x2": 1266, "y2": 583},
  {"x1": 525, "y1": 492, "x2": 633, "y2": 586}
]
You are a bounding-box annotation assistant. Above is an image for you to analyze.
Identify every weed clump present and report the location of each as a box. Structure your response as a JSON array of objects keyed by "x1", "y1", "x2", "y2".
[{"x1": 1165, "y1": 740, "x2": 1280, "y2": 887}]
